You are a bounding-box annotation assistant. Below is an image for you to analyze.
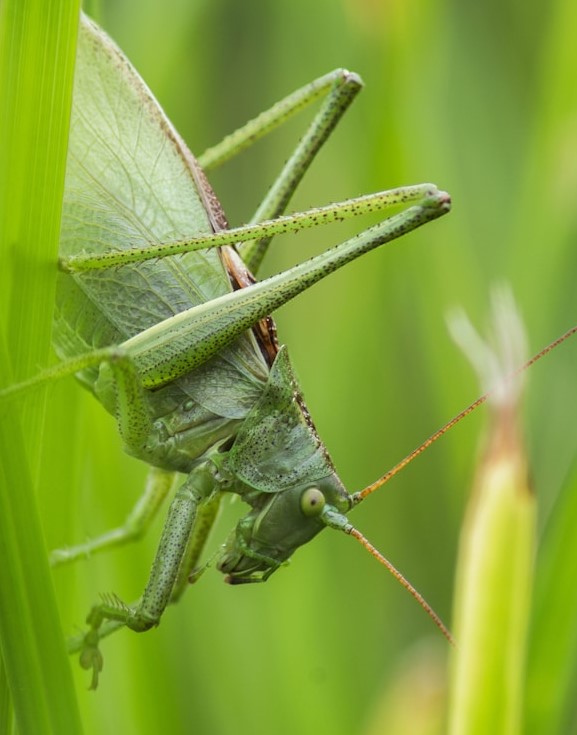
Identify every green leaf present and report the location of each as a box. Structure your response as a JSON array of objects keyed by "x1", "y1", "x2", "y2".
[
  {"x1": 526, "y1": 458, "x2": 577, "y2": 735},
  {"x1": 0, "y1": 1, "x2": 83, "y2": 733}
]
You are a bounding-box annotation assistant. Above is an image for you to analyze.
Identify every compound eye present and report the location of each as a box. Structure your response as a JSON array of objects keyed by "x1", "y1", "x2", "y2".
[{"x1": 300, "y1": 487, "x2": 326, "y2": 517}]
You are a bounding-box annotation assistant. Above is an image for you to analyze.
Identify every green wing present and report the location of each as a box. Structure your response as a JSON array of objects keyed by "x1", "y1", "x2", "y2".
[{"x1": 55, "y1": 15, "x2": 268, "y2": 417}]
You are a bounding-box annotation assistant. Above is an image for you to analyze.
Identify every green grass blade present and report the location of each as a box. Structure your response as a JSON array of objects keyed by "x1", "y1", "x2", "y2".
[
  {"x1": 0, "y1": 1, "x2": 83, "y2": 733},
  {"x1": 448, "y1": 298, "x2": 535, "y2": 735},
  {"x1": 0, "y1": 656, "x2": 12, "y2": 734},
  {"x1": 525, "y1": 459, "x2": 577, "y2": 735},
  {"x1": 448, "y1": 453, "x2": 535, "y2": 735}
]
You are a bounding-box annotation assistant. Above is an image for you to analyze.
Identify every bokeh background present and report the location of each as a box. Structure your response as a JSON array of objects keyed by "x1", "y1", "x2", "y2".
[{"x1": 35, "y1": 0, "x2": 577, "y2": 732}]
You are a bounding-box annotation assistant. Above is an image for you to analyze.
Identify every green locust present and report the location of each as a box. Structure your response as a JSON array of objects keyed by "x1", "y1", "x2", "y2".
[{"x1": 8, "y1": 15, "x2": 452, "y2": 687}]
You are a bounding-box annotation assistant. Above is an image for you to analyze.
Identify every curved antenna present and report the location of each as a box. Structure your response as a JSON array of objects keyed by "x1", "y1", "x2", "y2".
[
  {"x1": 348, "y1": 525, "x2": 455, "y2": 645},
  {"x1": 321, "y1": 506, "x2": 454, "y2": 643},
  {"x1": 352, "y1": 322, "x2": 577, "y2": 505}
]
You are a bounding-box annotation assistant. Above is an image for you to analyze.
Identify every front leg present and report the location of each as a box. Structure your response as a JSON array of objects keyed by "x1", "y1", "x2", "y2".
[{"x1": 79, "y1": 461, "x2": 217, "y2": 688}]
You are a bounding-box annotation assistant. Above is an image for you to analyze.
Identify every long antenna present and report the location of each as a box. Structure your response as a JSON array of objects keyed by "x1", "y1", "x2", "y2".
[
  {"x1": 347, "y1": 524, "x2": 455, "y2": 645},
  {"x1": 321, "y1": 505, "x2": 455, "y2": 642},
  {"x1": 352, "y1": 322, "x2": 577, "y2": 505}
]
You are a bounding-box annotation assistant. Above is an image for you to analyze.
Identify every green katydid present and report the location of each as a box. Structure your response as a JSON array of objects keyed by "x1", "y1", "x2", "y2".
[{"x1": 2, "y1": 14, "x2": 455, "y2": 688}]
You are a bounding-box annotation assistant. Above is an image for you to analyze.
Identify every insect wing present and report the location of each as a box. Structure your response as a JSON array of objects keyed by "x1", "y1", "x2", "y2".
[
  {"x1": 55, "y1": 16, "x2": 269, "y2": 414},
  {"x1": 57, "y1": 16, "x2": 232, "y2": 356}
]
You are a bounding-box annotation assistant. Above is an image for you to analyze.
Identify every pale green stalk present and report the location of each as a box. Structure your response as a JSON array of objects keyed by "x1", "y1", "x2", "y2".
[
  {"x1": 525, "y1": 457, "x2": 577, "y2": 735},
  {"x1": 0, "y1": 1, "x2": 83, "y2": 733},
  {"x1": 449, "y1": 431, "x2": 535, "y2": 734},
  {"x1": 448, "y1": 292, "x2": 535, "y2": 735}
]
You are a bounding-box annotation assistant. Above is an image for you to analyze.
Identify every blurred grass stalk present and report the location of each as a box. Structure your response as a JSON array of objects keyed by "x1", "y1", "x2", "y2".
[
  {"x1": 447, "y1": 290, "x2": 535, "y2": 735},
  {"x1": 0, "y1": 1, "x2": 82, "y2": 733}
]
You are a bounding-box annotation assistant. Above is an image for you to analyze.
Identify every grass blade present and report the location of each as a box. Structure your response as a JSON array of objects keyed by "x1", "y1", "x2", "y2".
[
  {"x1": 0, "y1": 1, "x2": 83, "y2": 733},
  {"x1": 448, "y1": 293, "x2": 535, "y2": 735},
  {"x1": 525, "y1": 458, "x2": 577, "y2": 735}
]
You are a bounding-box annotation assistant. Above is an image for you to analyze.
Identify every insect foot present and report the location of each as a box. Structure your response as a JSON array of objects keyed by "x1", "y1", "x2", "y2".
[{"x1": 79, "y1": 627, "x2": 104, "y2": 691}]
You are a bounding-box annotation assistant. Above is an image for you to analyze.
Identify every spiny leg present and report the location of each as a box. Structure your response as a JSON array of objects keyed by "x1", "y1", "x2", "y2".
[
  {"x1": 33, "y1": 189, "x2": 450, "y2": 399},
  {"x1": 171, "y1": 490, "x2": 223, "y2": 600},
  {"x1": 61, "y1": 69, "x2": 362, "y2": 275},
  {"x1": 67, "y1": 488, "x2": 223, "y2": 679},
  {"x1": 79, "y1": 461, "x2": 218, "y2": 688},
  {"x1": 229, "y1": 70, "x2": 363, "y2": 273},
  {"x1": 4, "y1": 187, "x2": 450, "y2": 403},
  {"x1": 120, "y1": 186, "x2": 450, "y2": 392},
  {"x1": 197, "y1": 69, "x2": 360, "y2": 172},
  {"x1": 198, "y1": 68, "x2": 396, "y2": 274},
  {"x1": 60, "y1": 186, "x2": 433, "y2": 273}
]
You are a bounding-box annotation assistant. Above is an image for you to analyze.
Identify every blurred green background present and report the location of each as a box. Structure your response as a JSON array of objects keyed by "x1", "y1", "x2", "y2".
[{"x1": 15, "y1": 0, "x2": 577, "y2": 732}]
